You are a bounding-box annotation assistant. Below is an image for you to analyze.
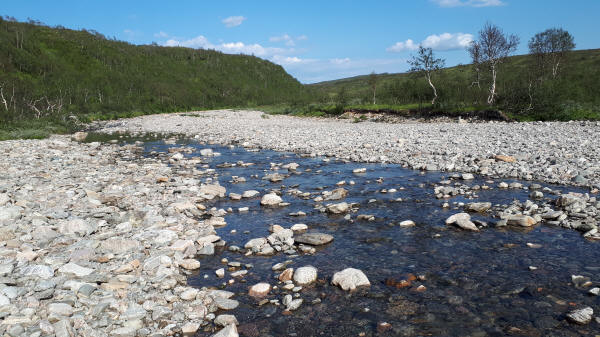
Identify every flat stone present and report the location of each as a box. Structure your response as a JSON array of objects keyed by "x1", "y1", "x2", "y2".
[
  {"x1": 445, "y1": 213, "x2": 479, "y2": 231},
  {"x1": 179, "y1": 259, "x2": 201, "y2": 270},
  {"x1": 20, "y1": 265, "x2": 54, "y2": 279},
  {"x1": 58, "y1": 218, "x2": 96, "y2": 236},
  {"x1": 294, "y1": 233, "x2": 333, "y2": 245},
  {"x1": 182, "y1": 322, "x2": 200, "y2": 336},
  {"x1": 332, "y1": 268, "x2": 370, "y2": 291},
  {"x1": 465, "y1": 202, "x2": 492, "y2": 213},
  {"x1": 100, "y1": 238, "x2": 139, "y2": 254},
  {"x1": 398, "y1": 220, "x2": 416, "y2": 227},
  {"x1": 214, "y1": 297, "x2": 239, "y2": 310},
  {"x1": 48, "y1": 303, "x2": 73, "y2": 317},
  {"x1": 110, "y1": 326, "x2": 137, "y2": 337},
  {"x1": 506, "y1": 215, "x2": 537, "y2": 227},
  {"x1": 58, "y1": 263, "x2": 94, "y2": 277}
]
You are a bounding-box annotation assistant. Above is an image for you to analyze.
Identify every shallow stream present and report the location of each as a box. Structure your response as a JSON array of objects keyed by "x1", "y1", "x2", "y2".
[{"x1": 89, "y1": 133, "x2": 600, "y2": 336}]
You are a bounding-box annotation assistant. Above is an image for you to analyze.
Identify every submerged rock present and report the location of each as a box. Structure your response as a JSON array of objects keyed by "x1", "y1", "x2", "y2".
[
  {"x1": 566, "y1": 307, "x2": 593, "y2": 324},
  {"x1": 294, "y1": 233, "x2": 333, "y2": 246},
  {"x1": 293, "y1": 266, "x2": 318, "y2": 285}
]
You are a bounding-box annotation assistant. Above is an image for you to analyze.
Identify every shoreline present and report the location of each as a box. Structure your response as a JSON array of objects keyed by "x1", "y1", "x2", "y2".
[{"x1": 95, "y1": 109, "x2": 600, "y2": 189}]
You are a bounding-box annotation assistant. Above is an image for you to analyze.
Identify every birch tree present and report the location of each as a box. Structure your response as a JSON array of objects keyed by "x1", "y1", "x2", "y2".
[
  {"x1": 467, "y1": 41, "x2": 482, "y2": 89},
  {"x1": 409, "y1": 46, "x2": 445, "y2": 105},
  {"x1": 367, "y1": 72, "x2": 378, "y2": 105},
  {"x1": 528, "y1": 28, "x2": 575, "y2": 79},
  {"x1": 472, "y1": 23, "x2": 519, "y2": 105}
]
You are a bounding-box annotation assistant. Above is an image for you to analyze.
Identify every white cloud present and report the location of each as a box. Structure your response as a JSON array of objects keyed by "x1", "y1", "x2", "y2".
[
  {"x1": 165, "y1": 35, "x2": 212, "y2": 48},
  {"x1": 154, "y1": 31, "x2": 169, "y2": 38},
  {"x1": 271, "y1": 55, "x2": 315, "y2": 66},
  {"x1": 297, "y1": 35, "x2": 308, "y2": 41},
  {"x1": 330, "y1": 58, "x2": 351, "y2": 65},
  {"x1": 432, "y1": 0, "x2": 505, "y2": 7},
  {"x1": 222, "y1": 16, "x2": 246, "y2": 28},
  {"x1": 163, "y1": 35, "x2": 292, "y2": 58},
  {"x1": 386, "y1": 39, "x2": 419, "y2": 52},
  {"x1": 387, "y1": 33, "x2": 473, "y2": 52}
]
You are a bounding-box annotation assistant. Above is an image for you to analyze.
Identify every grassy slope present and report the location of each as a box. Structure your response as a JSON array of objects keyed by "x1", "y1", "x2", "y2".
[{"x1": 0, "y1": 18, "x2": 311, "y2": 139}]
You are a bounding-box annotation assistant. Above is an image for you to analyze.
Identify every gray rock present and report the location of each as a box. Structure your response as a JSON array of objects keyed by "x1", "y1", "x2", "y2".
[
  {"x1": 445, "y1": 213, "x2": 479, "y2": 231},
  {"x1": 211, "y1": 324, "x2": 238, "y2": 337},
  {"x1": 260, "y1": 193, "x2": 283, "y2": 206},
  {"x1": 214, "y1": 297, "x2": 239, "y2": 310},
  {"x1": 20, "y1": 264, "x2": 54, "y2": 279},
  {"x1": 465, "y1": 202, "x2": 492, "y2": 213},
  {"x1": 294, "y1": 233, "x2": 333, "y2": 246},
  {"x1": 326, "y1": 202, "x2": 349, "y2": 214},
  {"x1": 58, "y1": 218, "x2": 96, "y2": 236}
]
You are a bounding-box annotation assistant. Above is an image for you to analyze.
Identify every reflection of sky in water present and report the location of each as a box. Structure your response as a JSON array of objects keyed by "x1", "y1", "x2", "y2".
[{"x1": 88, "y1": 133, "x2": 600, "y2": 336}]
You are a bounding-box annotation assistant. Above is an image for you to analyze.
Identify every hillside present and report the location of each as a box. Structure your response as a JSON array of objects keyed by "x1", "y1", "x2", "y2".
[
  {"x1": 308, "y1": 49, "x2": 600, "y2": 120},
  {"x1": 0, "y1": 17, "x2": 310, "y2": 138}
]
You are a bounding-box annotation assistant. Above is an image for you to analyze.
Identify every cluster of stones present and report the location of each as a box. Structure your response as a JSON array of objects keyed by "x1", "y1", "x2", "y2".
[{"x1": 0, "y1": 135, "x2": 263, "y2": 337}]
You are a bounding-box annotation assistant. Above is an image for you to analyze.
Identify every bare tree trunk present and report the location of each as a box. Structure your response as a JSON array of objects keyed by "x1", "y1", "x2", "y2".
[
  {"x1": 487, "y1": 63, "x2": 497, "y2": 105},
  {"x1": 426, "y1": 72, "x2": 438, "y2": 105},
  {"x1": 372, "y1": 85, "x2": 376, "y2": 105},
  {"x1": 552, "y1": 60, "x2": 560, "y2": 78},
  {"x1": 0, "y1": 84, "x2": 8, "y2": 111}
]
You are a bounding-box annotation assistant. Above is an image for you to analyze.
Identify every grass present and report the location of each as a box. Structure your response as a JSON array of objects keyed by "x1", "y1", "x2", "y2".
[{"x1": 0, "y1": 117, "x2": 73, "y2": 141}]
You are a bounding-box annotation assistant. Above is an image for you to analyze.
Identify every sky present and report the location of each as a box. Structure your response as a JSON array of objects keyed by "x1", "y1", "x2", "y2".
[{"x1": 4, "y1": 0, "x2": 599, "y2": 83}]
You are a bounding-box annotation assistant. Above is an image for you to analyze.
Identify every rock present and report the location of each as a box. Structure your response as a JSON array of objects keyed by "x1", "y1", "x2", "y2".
[
  {"x1": 216, "y1": 268, "x2": 225, "y2": 278},
  {"x1": 179, "y1": 259, "x2": 201, "y2": 270},
  {"x1": 215, "y1": 314, "x2": 239, "y2": 326},
  {"x1": 0, "y1": 193, "x2": 9, "y2": 206},
  {"x1": 332, "y1": 268, "x2": 370, "y2": 291},
  {"x1": 20, "y1": 264, "x2": 54, "y2": 279},
  {"x1": 0, "y1": 206, "x2": 21, "y2": 221},
  {"x1": 465, "y1": 202, "x2": 492, "y2": 213},
  {"x1": 100, "y1": 238, "x2": 139, "y2": 254},
  {"x1": 181, "y1": 322, "x2": 200, "y2": 336},
  {"x1": 48, "y1": 303, "x2": 74, "y2": 316},
  {"x1": 506, "y1": 215, "x2": 537, "y2": 227},
  {"x1": 180, "y1": 288, "x2": 200, "y2": 300},
  {"x1": 398, "y1": 220, "x2": 416, "y2": 227},
  {"x1": 445, "y1": 213, "x2": 479, "y2": 231},
  {"x1": 290, "y1": 223, "x2": 308, "y2": 232},
  {"x1": 353, "y1": 168, "x2": 366, "y2": 174},
  {"x1": 294, "y1": 233, "x2": 333, "y2": 246},
  {"x1": 58, "y1": 218, "x2": 97, "y2": 237},
  {"x1": 110, "y1": 327, "x2": 137, "y2": 337},
  {"x1": 293, "y1": 266, "x2": 318, "y2": 285},
  {"x1": 279, "y1": 268, "x2": 294, "y2": 282},
  {"x1": 566, "y1": 307, "x2": 593, "y2": 324},
  {"x1": 248, "y1": 283, "x2": 271, "y2": 298},
  {"x1": 200, "y1": 148, "x2": 213, "y2": 156},
  {"x1": 58, "y1": 263, "x2": 94, "y2": 277},
  {"x1": 199, "y1": 183, "x2": 226, "y2": 199},
  {"x1": 494, "y1": 155, "x2": 516, "y2": 163},
  {"x1": 324, "y1": 188, "x2": 348, "y2": 201},
  {"x1": 461, "y1": 173, "x2": 474, "y2": 180},
  {"x1": 326, "y1": 202, "x2": 349, "y2": 214},
  {"x1": 214, "y1": 297, "x2": 239, "y2": 310},
  {"x1": 53, "y1": 319, "x2": 74, "y2": 337},
  {"x1": 211, "y1": 324, "x2": 238, "y2": 337},
  {"x1": 0, "y1": 294, "x2": 9, "y2": 306},
  {"x1": 282, "y1": 162, "x2": 299, "y2": 171},
  {"x1": 244, "y1": 238, "x2": 268, "y2": 250},
  {"x1": 242, "y1": 190, "x2": 260, "y2": 198},
  {"x1": 260, "y1": 193, "x2": 283, "y2": 206}
]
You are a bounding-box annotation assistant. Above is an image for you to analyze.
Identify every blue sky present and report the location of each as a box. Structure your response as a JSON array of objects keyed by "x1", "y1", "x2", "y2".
[{"x1": 4, "y1": 0, "x2": 599, "y2": 83}]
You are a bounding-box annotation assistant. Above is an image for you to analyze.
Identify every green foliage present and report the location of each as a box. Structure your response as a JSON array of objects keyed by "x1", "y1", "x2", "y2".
[
  {"x1": 309, "y1": 49, "x2": 600, "y2": 120},
  {"x1": 0, "y1": 17, "x2": 311, "y2": 137}
]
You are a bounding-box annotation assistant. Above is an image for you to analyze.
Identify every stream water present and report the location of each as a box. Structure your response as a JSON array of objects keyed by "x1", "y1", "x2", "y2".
[{"x1": 89, "y1": 133, "x2": 600, "y2": 336}]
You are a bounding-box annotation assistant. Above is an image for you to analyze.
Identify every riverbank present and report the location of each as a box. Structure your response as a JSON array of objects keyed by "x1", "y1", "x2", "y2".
[{"x1": 96, "y1": 109, "x2": 600, "y2": 189}]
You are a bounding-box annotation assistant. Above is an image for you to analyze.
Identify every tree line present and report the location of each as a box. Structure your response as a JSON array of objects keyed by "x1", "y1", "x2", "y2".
[{"x1": 329, "y1": 23, "x2": 598, "y2": 121}]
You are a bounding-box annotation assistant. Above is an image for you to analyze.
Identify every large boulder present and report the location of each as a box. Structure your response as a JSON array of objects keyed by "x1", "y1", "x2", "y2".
[
  {"x1": 260, "y1": 193, "x2": 283, "y2": 206},
  {"x1": 326, "y1": 202, "x2": 349, "y2": 214}
]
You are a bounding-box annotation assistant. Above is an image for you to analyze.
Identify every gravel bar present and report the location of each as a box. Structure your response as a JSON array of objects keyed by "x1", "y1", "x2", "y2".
[{"x1": 97, "y1": 110, "x2": 600, "y2": 188}]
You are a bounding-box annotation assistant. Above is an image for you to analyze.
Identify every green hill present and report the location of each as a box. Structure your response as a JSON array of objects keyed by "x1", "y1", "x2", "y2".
[
  {"x1": 0, "y1": 17, "x2": 310, "y2": 139},
  {"x1": 308, "y1": 49, "x2": 600, "y2": 120}
]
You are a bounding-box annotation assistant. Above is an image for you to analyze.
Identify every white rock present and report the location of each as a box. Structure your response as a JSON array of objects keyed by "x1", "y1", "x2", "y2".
[
  {"x1": 331, "y1": 268, "x2": 370, "y2": 291},
  {"x1": 293, "y1": 266, "x2": 318, "y2": 285},
  {"x1": 215, "y1": 314, "x2": 239, "y2": 326},
  {"x1": 260, "y1": 193, "x2": 283, "y2": 206},
  {"x1": 248, "y1": 283, "x2": 271, "y2": 298}
]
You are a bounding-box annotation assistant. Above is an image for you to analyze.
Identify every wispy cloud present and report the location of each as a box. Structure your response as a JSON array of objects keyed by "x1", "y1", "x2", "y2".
[
  {"x1": 387, "y1": 32, "x2": 473, "y2": 52},
  {"x1": 431, "y1": 0, "x2": 505, "y2": 7},
  {"x1": 222, "y1": 16, "x2": 246, "y2": 28},
  {"x1": 269, "y1": 34, "x2": 308, "y2": 47},
  {"x1": 154, "y1": 31, "x2": 169, "y2": 38}
]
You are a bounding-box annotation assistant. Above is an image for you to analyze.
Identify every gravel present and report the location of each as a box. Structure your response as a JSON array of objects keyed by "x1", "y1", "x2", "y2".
[{"x1": 96, "y1": 110, "x2": 600, "y2": 188}]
